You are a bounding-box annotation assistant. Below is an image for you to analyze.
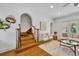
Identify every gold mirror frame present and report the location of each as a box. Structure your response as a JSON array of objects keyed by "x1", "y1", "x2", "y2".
[{"x1": 5, "y1": 15, "x2": 16, "y2": 23}]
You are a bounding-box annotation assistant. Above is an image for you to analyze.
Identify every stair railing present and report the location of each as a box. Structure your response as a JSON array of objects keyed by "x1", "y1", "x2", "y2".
[
  {"x1": 16, "y1": 24, "x2": 40, "y2": 49},
  {"x1": 16, "y1": 24, "x2": 21, "y2": 49},
  {"x1": 32, "y1": 25, "x2": 40, "y2": 42}
]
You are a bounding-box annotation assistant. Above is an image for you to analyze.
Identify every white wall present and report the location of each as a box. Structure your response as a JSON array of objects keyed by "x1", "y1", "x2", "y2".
[
  {"x1": 0, "y1": 3, "x2": 54, "y2": 52},
  {"x1": 0, "y1": 24, "x2": 16, "y2": 52},
  {"x1": 52, "y1": 14, "x2": 79, "y2": 37}
]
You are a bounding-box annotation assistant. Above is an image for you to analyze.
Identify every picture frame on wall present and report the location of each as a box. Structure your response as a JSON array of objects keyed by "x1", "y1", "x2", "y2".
[{"x1": 40, "y1": 21, "x2": 47, "y2": 31}]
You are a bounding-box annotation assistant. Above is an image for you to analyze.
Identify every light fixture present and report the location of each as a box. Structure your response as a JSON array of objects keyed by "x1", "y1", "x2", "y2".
[{"x1": 50, "y1": 5, "x2": 54, "y2": 8}]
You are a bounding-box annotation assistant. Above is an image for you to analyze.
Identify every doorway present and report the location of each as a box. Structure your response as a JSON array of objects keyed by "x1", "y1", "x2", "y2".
[
  {"x1": 21, "y1": 13, "x2": 32, "y2": 32},
  {"x1": 18, "y1": 13, "x2": 37, "y2": 49}
]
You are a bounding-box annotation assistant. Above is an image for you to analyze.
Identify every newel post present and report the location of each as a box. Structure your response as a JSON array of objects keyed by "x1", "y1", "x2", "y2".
[
  {"x1": 16, "y1": 24, "x2": 21, "y2": 49},
  {"x1": 37, "y1": 29, "x2": 39, "y2": 42}
]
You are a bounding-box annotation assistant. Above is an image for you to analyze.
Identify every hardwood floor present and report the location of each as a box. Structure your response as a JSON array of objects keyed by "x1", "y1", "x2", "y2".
[
  {"x1": 17, "y1": 46, "x2": 51, "y2": 56},
  {"x1": 0, "y1": 30, "x2": 51, "y2": 56},
  {"x1": 0, "y1": 46, "x2": 50, "y2": 56}
]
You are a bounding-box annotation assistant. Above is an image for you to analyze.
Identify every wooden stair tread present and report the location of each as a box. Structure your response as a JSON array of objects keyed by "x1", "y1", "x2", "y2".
[
  {"x1": 21, "y1": 36, "x2": 33, "y2": 39},
  {"x1": 21, "y1": 38, "x2": 35, "y2": 42},
  {"x1": 21, "y1": 35, "x2": 33, "y2": 39},
  {"x1": 21, "y1": 34, "x2": 32, "y2": 36},
  {"x1": 16, "y1": 43, "x2": 39, "y2": 53},
  {"x1": 21, "y1": 38, "x2": 34, "y2": 42},
  {"x1": 21, "y1": 40, "x2": 36, "y2": 45},
  {"x1": 21, "y1": 42, "x2": 39, "y2": 48},
  {"x1": 21, "y1": 32, "x2": 33, "y2": 36}
]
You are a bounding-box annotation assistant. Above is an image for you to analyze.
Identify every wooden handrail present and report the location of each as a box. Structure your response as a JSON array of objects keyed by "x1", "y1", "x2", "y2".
[
  {"x1": 31, "y1": 25, "x2": 40, "y2": 42},
  {"x1": 31, "y1": 25, "x2": 40, "y2": 30}
]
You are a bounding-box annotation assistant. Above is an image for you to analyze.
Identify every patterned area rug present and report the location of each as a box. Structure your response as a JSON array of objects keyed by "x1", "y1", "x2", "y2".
[{"x1": 39, "y1": 40, "x2": 79, "y2": 56}]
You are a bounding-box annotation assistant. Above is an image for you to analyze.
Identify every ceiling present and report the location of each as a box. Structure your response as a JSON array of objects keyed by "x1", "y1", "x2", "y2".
[{"x1": 0, "y1": 3, "x2": 79, "y2": 18}]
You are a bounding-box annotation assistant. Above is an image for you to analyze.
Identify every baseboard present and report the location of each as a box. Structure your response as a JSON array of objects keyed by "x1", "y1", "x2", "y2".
[
  {"x1": 0, "y1": 48, "x2": 16, "y2": 56},
  {"x1": 39, "y1": 39, "x2": 53, "y2": 45}
]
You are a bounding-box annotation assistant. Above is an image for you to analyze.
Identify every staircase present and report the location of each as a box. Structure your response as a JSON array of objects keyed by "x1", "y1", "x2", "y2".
[
  {"x1": 0, "y1": 27, "x2": 51, "y2": 56},
  {"x1": 16, "y1": 28, "x2": 39, "y2": 52}
]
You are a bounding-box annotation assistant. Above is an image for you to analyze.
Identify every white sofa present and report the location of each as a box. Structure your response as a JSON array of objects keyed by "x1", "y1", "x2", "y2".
[{"x1": 59, "y1": 32, "x2": 79, "y2": 42}]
